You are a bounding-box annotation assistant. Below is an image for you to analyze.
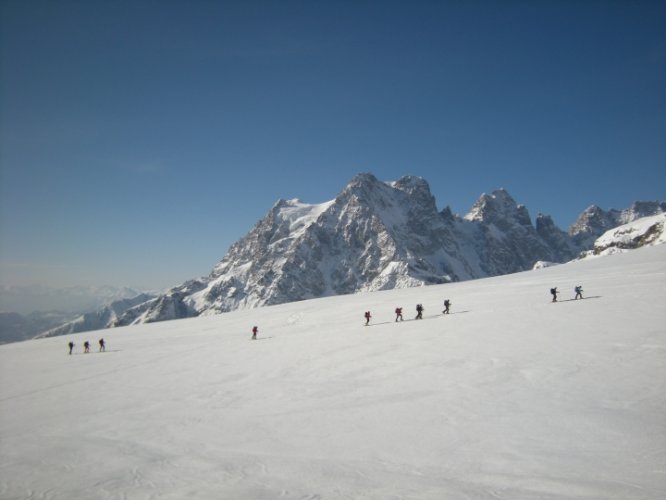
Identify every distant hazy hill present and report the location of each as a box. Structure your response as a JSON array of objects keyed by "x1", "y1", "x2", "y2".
[{"x1": 0, "y1": 286, "x2": 153, "y2": 344}]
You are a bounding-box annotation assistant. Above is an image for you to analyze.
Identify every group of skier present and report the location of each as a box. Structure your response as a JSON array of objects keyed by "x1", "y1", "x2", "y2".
[
  {"x1": 68, "y1": 286, "x2": 588, "y2": 347},
  {"x1": 550, "y1": 285, "x2": 584, "y2": 302},
  {"x1": 363, "y1": 299, "x2": 453, "y2": 326},
  {"x1": 251, "y1": 285, "x2": 588, "y2": 337},
  {"x1": 68, "y1": 338, "x2": 105, "y2": 355}
]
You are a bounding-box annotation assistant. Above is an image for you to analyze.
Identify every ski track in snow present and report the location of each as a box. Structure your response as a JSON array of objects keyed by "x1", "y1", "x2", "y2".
[{"x1": 1, "y1": 246, "x2": 666, "y2": 499}]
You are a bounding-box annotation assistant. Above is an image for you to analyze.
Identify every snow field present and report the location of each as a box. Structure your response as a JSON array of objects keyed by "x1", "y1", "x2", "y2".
[{"x1": 1, "y1": 245, "x2": 665, "y2": 499}]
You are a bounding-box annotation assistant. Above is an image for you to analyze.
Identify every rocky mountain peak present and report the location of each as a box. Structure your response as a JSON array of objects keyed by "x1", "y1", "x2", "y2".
[
  {"x1": 339, "y1": 172, "x2": 383, "y2": 198},
  {"x1": 465, "y1": 188, "x2": 532, "y2": 227},
  {"x1": 391, "y1": 176, "x2": 438, "y2": 214}
]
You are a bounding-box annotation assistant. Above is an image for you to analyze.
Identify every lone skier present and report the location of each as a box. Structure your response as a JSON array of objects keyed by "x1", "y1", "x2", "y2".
[
  {"x1": 574, "y1": 285, "x2": 584, "y2": 300},
  {"x1": 395, "y1": 307, "x2": 403, "y2": 322},
  {"x1": 415, "y1": 304, "x2": 424, "y2": 320},
  {"x1": 252, "y1": 326, "x2": 258, "y2": 340},
  {"x1": 364, "y1": 311, "x2": 371, "y2": 326},
  {"x1": 98, "y1": 338, "x2": 105, "y2": 352},
  {"x1": 550, "y1": 287, "x2": 558, "y2": 303},
  {"x1": 68, "y1": 341, "x2": 74, "y2": 355},
  {"x1": 443, "y1": 299, "x2": 451, "y2": 314}
]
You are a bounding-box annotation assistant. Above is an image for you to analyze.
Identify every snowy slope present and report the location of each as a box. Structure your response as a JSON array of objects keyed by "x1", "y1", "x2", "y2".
[{"x1": 1, "y1": 246, "x2": 665, "y2": 499}]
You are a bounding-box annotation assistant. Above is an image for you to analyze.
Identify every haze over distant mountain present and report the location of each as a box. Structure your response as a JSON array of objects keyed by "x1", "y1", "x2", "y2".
[
  {"x1": 109, "y1": 174, "x2": 664, "y2": 328},
  {"x1": 0, "y1": 286, "x2": 155, "y2": 344},
  {"x1": 0, "y1": 285, "x2": 150, "y2": 315},
  {"x1": 35, "y1": 293, "x2": 156, "y2": 340},
  {"x1": 0, "y1": 311, "x2": 79, "y2": 344}
]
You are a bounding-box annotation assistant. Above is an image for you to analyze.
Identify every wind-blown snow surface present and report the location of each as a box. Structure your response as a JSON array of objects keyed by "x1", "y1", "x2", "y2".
[{"x1": 1, "y1": 246, "x2": 665, "y2": 499}]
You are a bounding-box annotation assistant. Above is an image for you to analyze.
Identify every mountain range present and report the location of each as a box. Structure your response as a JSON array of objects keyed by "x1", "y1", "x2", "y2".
[
  {"x1": 111, "y1": 174, "x2": 665, "y2": 326},
  {"x1": 19, "y1": 174, "x2": 666, "y2": 339}
]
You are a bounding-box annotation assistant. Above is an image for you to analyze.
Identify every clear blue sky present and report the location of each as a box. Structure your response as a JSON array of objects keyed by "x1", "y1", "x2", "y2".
[{"x1": 1, "y1": 0, "x2": 665, "y2": 291}]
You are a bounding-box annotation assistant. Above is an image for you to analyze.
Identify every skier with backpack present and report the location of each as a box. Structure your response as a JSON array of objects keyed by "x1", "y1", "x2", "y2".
[
  {"x1": 98, "y1": 338, "x2": 106, "y2": 352},
  {"x1": 395, "y1": 307, "x2": 403, "y2": 322},
  {"x1": 574, "y1": 285, "x2": 584, "y2": 300},
  {"x1": 68, "y1": 341, "x2": 74, "y2": 355},
  {"x1": 364, "y1": 311, "x2": 371, "y2": 326},
  {"x1": 83, "y1": 341, "x2": 90, "y2": 353},
  {"x1": 550, "y1": 287, "x2": 558, "y2": 302},
  {"x1": 443, "y1": 299, "x2": 451, "y2": 314},
  {"x1": 415, "y1": 304, "x2": 424, "y2": 319},
  {"x1": 252, "y1": 326, "x2": 258, "y2": 340}
]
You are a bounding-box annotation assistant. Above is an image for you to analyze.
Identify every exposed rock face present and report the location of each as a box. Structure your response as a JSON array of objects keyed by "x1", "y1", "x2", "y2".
[
  {"x1": 580, "y1": 213, "x2": 666, "y2": 257},
  {"x1": 536, "y1": 214, "x2": 580, "y2": 262}
]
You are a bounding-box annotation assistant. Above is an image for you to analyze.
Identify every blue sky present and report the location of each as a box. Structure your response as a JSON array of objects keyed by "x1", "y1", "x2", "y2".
[{"x1": 1, "y1": 0, "x2": 665, "y2": 291}]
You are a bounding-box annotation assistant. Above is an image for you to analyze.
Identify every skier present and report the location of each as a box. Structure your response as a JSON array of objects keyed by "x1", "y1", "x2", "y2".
[
  {"x1": 252, "y1": 326, "x2": 258, "y2": 340},
  {"x1": 83, "y1": 341, "x2": 90, "y2": 353},
  {"x1": 98, "y1": 338, "x2": 106, "y2": 352},
  {"x1": 364, "y1": 311, "x2": 371, "y2": 326},
  {"x1": 550, "y1": 287, "x2": 558, "y2": 302},
  {"x1": 68, "y1": 341, "x2": 74, "y2": 355},
  {"x1": 574, "y1": 285, "x2": 584, "y2": 300},
  {"x1": 395, "y1": 307, "x2": 403, "y2": 322},
  {"x1": 443, "y1": 299, "x2": 451, "y2": 314},
  {"x1": 415, "y1": 304, "x2": 424, "y2": 319}
]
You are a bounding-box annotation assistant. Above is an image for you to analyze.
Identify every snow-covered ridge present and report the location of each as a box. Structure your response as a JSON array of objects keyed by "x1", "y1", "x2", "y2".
[
  {"x1": 580, "y1": 213, "x2": 666, "y2": 258},
  {"x1": 34, "y1": 293, "x2": 156, "y2": 339},
  {"x1": 273, "y1": 198, "x2": 335, "y2": 236}
]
